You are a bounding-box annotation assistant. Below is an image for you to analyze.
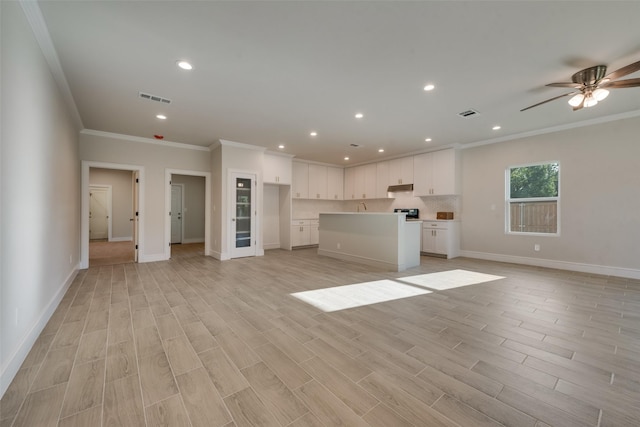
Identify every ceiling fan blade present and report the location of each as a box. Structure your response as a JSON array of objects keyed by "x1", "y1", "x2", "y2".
[
  {"x1": 546, "y1": 82, "x2": 582, "y2": 88},
  {"x1": 520, "y1": 92, "x2": 577, "y2": 112},
  {"x1": 604, "y1": 60, "x2": 640, "y2": 81},
  {"x1": 600, "y1": 78, "x2": 640, "y2": 89}
]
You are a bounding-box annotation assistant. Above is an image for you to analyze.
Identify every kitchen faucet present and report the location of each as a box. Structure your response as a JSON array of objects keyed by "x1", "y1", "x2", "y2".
[{"x1": 357, "y1": 202, "x2": 367, "y2": 212}]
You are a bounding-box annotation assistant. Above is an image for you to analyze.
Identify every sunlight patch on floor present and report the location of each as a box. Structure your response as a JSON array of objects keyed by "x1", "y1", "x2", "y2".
[
  {"x1": 291, "y1": 269, "x2": 505, "y2": 312},
  {"x1": 290, "y1": 279, "x2": 432, "y2": 312},
  {"x1": 400, "y1": 269, "x2": 505, "y2": 290}
]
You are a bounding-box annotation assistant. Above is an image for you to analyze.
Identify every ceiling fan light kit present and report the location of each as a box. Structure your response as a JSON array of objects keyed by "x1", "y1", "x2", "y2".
[{"x1": 521, "y1": 59, "x2": 640, "y2": 112}]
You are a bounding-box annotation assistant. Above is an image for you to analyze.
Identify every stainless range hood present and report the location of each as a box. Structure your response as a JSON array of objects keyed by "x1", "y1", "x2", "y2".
[{"x1": 387, "y1": 184, "x2": 413, "y2": 192}]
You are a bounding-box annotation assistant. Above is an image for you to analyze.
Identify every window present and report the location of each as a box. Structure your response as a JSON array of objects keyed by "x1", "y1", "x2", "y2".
[{"x1": 507, "y1": 162, "x2": 559, "y2": 234}]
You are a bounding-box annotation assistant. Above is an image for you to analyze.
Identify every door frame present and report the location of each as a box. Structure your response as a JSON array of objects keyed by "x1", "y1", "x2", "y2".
[
  {"x1": 170, "y1": 183, "x2": 185, "y2": 245},
  {"x1": 164, "y1": 169, "x2": 211, "y2": 260},
  {"x1": 81, "y1": 161, "x2": 144, "y2": 269},
  {"x1": 88, "y1": 184, "x2": 112, "y2": 241}
]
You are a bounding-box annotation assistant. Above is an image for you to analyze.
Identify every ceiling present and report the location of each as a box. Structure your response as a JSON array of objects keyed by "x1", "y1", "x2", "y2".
[{"x1": 36, "y1": 1, "x2": 640, "y2": 165}]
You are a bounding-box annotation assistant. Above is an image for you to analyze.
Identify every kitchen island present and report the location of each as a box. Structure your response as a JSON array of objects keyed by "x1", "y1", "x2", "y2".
[{"x1": 318, "y1": 213, "x2": 421, "y2": 271}]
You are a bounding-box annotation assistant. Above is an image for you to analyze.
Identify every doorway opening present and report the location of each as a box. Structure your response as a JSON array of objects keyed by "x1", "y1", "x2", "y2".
[
  {"x1": 81, "y1": 162, "x2": 144, "y2": 269},
  {"x1": 164, "y1": 169, "x2": 211, "y2": 260}
]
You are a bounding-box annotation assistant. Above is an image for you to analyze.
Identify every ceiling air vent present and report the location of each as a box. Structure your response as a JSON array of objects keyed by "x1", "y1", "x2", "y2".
[
  {"x1": 138, "y1": 91, "x2": 172, "y2": 104},
  {"x1": 458, "y1": 109, "x2": 479, "y2": 118},
  {"x1": 349, "y1": 143, "x2": 361, "y2": 148}
]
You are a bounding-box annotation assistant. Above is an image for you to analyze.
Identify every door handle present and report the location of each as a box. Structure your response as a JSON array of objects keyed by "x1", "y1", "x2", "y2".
[
  {"x1": 129, "y1": 218, "x2": 134, "y2": 221},
  {"x1": 232, "y1": 218, "x2": 236, "y2": 222}
]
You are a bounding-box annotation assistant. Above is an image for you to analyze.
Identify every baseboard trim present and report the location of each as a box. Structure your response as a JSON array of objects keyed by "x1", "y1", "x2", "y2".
[
  {"x1": 0, "y1": 267, "x2": 78, "y2": 397},
  {"x1": 109, "y1": 236, "x2": 132, "y2": 242},
  {"x1": 459, "y1": 250, "x2": 640, "y2": 280},
  {"x1": 138, "y1": 253, "x2": 168, "y2": 263},
  {"x1": 263, "y1": 243, "x2": 281, "y2": 250},
  {"x1": 181, "y1": 238, "x2": 205, "y2": 244},
  {"x1": 210, "y1": 250, "x2": 230, "y2": 261}
]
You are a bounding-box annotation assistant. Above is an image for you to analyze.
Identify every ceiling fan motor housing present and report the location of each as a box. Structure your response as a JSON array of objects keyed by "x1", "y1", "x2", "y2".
[{"x1": 572, "y1": 65, "x2": 607, "y2": 85}]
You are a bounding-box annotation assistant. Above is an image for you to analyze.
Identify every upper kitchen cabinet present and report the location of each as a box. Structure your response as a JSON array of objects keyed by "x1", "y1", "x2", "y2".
[
  {"x1": 308, "y1": 164, "x2": 328, "y2": 199},
  {"x1": 344, "y1": 167, "x2": 356, "y2": 200},
  {"x1": 327, "y1": 166, "x2": 344, "y2": 200},
  {"x1": 264, "y1": 152, "x2": 293, "y2": 185},
  {"x1": 292, "y1": 161, "x2": 309, "y2": 198},
  {"x1": 388, "y1": 157, "x2": 413, "y2": 185},
  {"x1": 413, "y1": 149, "x2": 460, "y2": 196},
  {"x1": 354, "y1": 163, "x2": 377, "y2": 199},
  {"x1": 376, "y1": 161, "x2": 390, "y2": 198}
]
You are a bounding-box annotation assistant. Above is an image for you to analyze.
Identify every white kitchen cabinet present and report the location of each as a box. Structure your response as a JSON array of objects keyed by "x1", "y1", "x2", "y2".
[
  {"x1": 327, "y1": 166, "x2": 344, "y2": 200},
  {"x1": 264, "y1": 153, "x2": 292, "y2": 184},
  {"x1": 353, "y1": 164, "x2": 377, "y2": 199},
  {"x1": 344, "y1": 167, "x2": 356, "y2": 200},
  {"x1": 389, "y1": 157, "x2": 413, "y2": 185},
  {"x1": 291, "y1": 219, "x2": 319, "y2": 247},
  {"x1": 292, "y1": 162, "x2": 309, "y2": 199},
  {"x1": 309, "y1": 219, "x2": 319, "y2": 245},
  {"x1": 308, "y1": 164, "x2": 328, "y2": 199},
  {"x1": 413, "y1": 149, "x2": 459, "y2": 196},
  {"x1": 421, "y1": 220, "x2": 460, "y2": 258},
  {"x1": 291, "y1": 220, "x2": 308, "y2": 247},
  {"x1": 376, "y1": 161, "x2": 390, "y2": 198}
]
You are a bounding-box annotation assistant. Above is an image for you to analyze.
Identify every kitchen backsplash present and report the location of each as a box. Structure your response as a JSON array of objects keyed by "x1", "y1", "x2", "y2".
[{"x1": 293, "y1": 193, "x2": 460, "y2": 220}]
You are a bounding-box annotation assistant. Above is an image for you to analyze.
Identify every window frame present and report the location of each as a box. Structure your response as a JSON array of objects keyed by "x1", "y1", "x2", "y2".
[{"x1": 505, "y1": 161, "x2": 560, "y2": 236}]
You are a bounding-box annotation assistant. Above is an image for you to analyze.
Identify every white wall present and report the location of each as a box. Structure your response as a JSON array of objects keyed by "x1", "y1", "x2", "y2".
[
  {"x1": 263, "y1": 185, "x2": 281, "y2": 249},
  {"x1": 90, "y1": 168, "x2": 133, "y2": 240},
  {"x1": 171, "y1": 174, "x2": 206, "y2": 243},
  {"x1": 211, "y1": 141, "x2": 265, "y2": 259},
  {"x1": 1, "y1": 2, "x2": 81, "y2": 396},
  {"x1": 460, "y1": 116, "x2": 640, "y2": 278},
  {"x1": 80, "y1": 131, "x2": 210, "y2": 260}
]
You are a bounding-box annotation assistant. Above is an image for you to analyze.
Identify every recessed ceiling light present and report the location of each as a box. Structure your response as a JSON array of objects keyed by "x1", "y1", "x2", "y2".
[
  {"x1": 344, "y1": 156, "x2": 349, "y2": 161},
  {"x1": 310, "y1": 131, "x2": 317, "y2": 137},
  {"x1": 156, "y1": 114, "x2": 167, "y2": 120},
  {"x1": 355, "y1": 113, "x2": 364, "y2": 119},
  {"x1": 492, "y1": 125, "x2": 501, "y2": 130},
  {"x1": 176, "y1": 60, "x2": 193, "y2": 70},
  {"x1": 425, "y1": 138, "x2": 432, "y2": 142},
  {"x1": 278, "y1": 144, "x2": 285, "y2": 149},
  {"x1": 423, "y1": 84, "x2": 435, "y2": 91},
  {"x1": 378, "y1": 148, "x2": 384, "y2": 153}
]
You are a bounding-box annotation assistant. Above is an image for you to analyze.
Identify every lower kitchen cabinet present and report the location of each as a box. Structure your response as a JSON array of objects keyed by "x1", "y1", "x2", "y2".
[
  {"x1": 421, "y1": 220, "x2": 460, "y2": 258},
  {"x1": 291, "y1": 219, "x2": 319, "y2": 247}
]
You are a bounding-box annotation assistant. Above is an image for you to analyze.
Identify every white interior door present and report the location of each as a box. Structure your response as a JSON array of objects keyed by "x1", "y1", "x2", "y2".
[
  {"x1": 230, "y1": 172, "x2": 256, "y2": 258},
  {"x1": 171, "y1": 184, "x2": 183, "y2": 244},
  {"x1": 89, "y1": 187, "x2": 109, "y2": 240}
]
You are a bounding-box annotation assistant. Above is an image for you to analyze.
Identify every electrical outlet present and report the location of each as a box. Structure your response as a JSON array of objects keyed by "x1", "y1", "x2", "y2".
[
  {"x1": 534, "y1": 244, "x2": 540, "y2": 251},
  {"x1": 15, "y1": 308, "x2": 19, "y2": 326},
  {"x1": 337, "y1": 243, "x2": 341, "y2": 249},
  {"x1": 69, "y1": 254, "x2": 72, "y2": 264}
]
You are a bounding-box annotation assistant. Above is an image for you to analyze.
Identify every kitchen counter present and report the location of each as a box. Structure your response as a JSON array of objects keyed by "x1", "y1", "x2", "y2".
[{"x1": 318, "y1": 212, "x2": 421, "y2": 272}]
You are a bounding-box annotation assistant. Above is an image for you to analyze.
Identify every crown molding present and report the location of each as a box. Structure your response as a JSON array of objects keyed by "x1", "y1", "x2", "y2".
[
  {"x1": 462, "y1": 109, "x2": 640, "y2": 150},
  {"x1": 218, "y1": 139, "x2": 267, "y2": 152},
  {"x1": 20, "y1": 0, "x2": 83, "y2": 131},
  {"x1": 80, "y1": 129, "x2": 210, "y2": 152},
  {"x1": 265, "y1": 150, "x2": 295, "y2": 158}
]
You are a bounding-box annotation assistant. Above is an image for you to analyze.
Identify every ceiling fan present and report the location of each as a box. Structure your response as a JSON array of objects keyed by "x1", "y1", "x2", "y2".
[{"x1": 521, "y1": 59, "x2": 640, "y2": 111}]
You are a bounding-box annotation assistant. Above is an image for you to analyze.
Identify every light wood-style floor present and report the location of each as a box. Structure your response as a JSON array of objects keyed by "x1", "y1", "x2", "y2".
[
  {"x1": 89, "y1": 240, "x2": 135, "y2": 267},
  {"x1": 2, "y1": 244, "x2": 640, "y2": 427}
]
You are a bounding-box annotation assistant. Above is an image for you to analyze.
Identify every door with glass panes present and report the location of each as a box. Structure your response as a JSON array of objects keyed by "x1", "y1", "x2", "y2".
[{"x1": 230, "y1": 172, "x2": 256, "y2": 258}]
